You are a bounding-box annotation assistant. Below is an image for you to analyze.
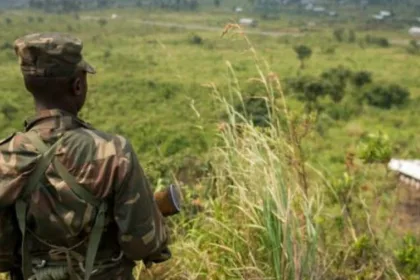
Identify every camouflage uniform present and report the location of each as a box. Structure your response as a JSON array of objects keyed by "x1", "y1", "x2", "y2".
[{"x1": 0, "y1": 33, "x2": 170, "y2": 280}]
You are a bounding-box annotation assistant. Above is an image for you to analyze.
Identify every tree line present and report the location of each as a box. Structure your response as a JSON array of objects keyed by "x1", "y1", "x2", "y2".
[{"x1": 29, "y1": 0, "x2": 114, "y2": 12}]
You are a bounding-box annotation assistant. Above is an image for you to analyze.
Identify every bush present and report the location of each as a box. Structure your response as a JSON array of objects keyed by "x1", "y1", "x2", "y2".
[
  {"x1": 234, "y1": 96, "x2": 271, "y2": 127},
  {"x1": 333, "y1": 28, "x2": 345, "y2": 42},
  {"x1": 365, "y1": 35, "x2": 390, "y2": 47},
  {"x1": 188, "y1": 34, "x2": 203, "y2": 45},
  {"x1": 321, "y1": 66, "x2": 353, "y2": 86},
  {"x1": 395, "y1": 235, "x2": 420, "y2": 277},
  {"x1": 103, "y1": 49, "x2": 112, "y2": 60},
  {"x1": 98, "y1": 18, "x2": 107, "y2": 27},
  {"x1": 295, "y1": 77, "x2": 333, "y2": 112},
  {"x1": 326, "y1": 81, "x2": 346, "y2": 103},
  {"x1": 363, "y1": 83, "x2": 410, "y2": 109},
  {"x1": 287, "y1": 74, "x2": 347, "y2": 106},
  {"x1": 321, "y1": 45, "x2": 336, "y2": 55},
  {"x1": 357, "y1": 132, "x2": 392, "y2": 164},
  {"x1": 324, "y1": 100, "x2": 359, "y2": 121},
  {"x1": 321, "y1": 66, "x2": 353, "y2": 102},
  {"x1": 352, "y1": 71, "x2": 372, "y2": 88}
]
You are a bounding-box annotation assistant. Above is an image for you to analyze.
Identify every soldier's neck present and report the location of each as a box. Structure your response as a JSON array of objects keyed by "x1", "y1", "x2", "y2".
[{"x1": 35, "y1": 101, "x2": 78, "y2": 116}]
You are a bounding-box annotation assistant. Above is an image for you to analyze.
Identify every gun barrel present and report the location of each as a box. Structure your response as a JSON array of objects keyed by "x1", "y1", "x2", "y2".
[{"x1": 154, "y1": 184, "x2": 182, "y2": 217}]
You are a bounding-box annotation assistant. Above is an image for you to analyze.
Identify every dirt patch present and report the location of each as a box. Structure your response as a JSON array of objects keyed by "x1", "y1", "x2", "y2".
[{"x1": 394, "y1": 181, "x2": 420, "y2": 235}]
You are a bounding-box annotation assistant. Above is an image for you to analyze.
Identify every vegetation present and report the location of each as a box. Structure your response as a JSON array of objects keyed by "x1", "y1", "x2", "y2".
[
  {"x1": 293, "y1": 45, "x2": 312, "y2": 70},
  {"x1": 1, "y1": 2, "x2": 420, "y2": 279}
]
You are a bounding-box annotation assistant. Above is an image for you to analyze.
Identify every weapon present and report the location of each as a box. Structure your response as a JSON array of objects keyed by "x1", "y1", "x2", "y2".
[{"x1": 153, "y1": 184, "x2": 182, "y2": 217}]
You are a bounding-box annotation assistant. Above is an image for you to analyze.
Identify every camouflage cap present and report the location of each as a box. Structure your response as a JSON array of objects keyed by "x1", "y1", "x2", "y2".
[{"x1": 14, "y1": 32, "x2": 96, "y2": 78}]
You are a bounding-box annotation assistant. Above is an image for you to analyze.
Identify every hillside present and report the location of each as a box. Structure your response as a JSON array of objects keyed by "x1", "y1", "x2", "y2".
[{"x1": 1, "y1": 4, "x2": 420, "y2": 279}]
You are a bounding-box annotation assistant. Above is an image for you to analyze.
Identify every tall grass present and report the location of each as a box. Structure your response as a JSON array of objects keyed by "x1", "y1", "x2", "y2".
[
  {"x1": 137, "y1": 25, "x2": 407, "y2": 280},
  {"x1": 136, "y1": 25, "x2": 326, "y2": 280}
]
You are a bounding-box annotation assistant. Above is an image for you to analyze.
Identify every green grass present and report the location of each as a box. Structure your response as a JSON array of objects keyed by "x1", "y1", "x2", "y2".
[{"x1": 1, "y1": 6, "x2": 420, "y2": 279}]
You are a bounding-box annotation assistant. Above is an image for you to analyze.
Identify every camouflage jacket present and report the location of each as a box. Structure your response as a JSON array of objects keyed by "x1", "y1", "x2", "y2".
[{"x1": 0, "y1": 109, "x2": 169, "y2": 279}]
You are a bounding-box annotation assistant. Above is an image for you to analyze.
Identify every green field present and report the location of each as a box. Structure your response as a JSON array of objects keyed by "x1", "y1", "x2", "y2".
[{"x1": 1, "y1": 5, "x2": 420, "y2": 279}]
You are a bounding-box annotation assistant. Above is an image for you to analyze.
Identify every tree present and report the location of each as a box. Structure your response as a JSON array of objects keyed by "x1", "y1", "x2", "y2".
[
  {"x1": 61, "y1": 0, "x2": 81, "y2": 12},
  {"x1": 214, "y1": 0, "x2": 220, "y2": 7},
  {"x1": 363, "y1": 83, "x2": 410, "y2": 109},
  {"x1": 352, "y1": 71, "x2": 372, "y2": 88},
  {"x1": 29, "y1": 0, "x2": 81, "y2": 13},
  {"x1": 29, "y1": 0, "x2": 44, "y2": 9},
  {"x1": 254, "y1": 0, "x2": 281, "y2": 17},
  {"x1": 97, "y1": 0, "x2": 113, "y2": 8},
  {"x1": 286, "y1": 75, "x2": 329, "y2": 112},
  {"x1": 293, "y1": 45, "x2": 312, "y2": 69}
]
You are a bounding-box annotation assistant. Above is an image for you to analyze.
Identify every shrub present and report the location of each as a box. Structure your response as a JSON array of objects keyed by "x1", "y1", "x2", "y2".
[
  {"x1": 4, "y1": 18, "x2": 12, "y2": 25},
  {"x1": 321, "y1": 66, "x2": 353, "y2": 102},
  {"x1": 234, "y1": 96, "x2": 271, "y2": 127},
  {"x1": 321, "y1": 45, "x2": 336, "y2": 55},
  {"x1": 352, "y1": 71, "x2": 372, "y2": 88},
  {"x1": 363, "y1": 83, "x2": 410, "y2": 109},
  {"x1": 189, "y1": 34, "x2": 203, "y2": 45},
  {"x1": 395, "y1": 235, "x2": 420, "y2": 277},
  {"x1": 357, "y1": 132, "x2": 392, "y2": 164},
  {"x1": 324, "y1": 100, "x2": 359, "y2": 121},
  {"x1": 103, "y1": 49, "x2": 112, "y2": 60},
  {"x1": 98, "y1": 18, "x2": 107, "y2": 27},
  {"x1": 365, "y1": 35, "x2": 390, "y2": 47},
  {"x1": 326, "y1": 81, "x2": 346, "y2": 103},
  {"x1": 333, "y1": 28, "x2": 345, "y2": 42},
  {"x1": 321, "y1": 66, "x2": 353, "y2": 86}
]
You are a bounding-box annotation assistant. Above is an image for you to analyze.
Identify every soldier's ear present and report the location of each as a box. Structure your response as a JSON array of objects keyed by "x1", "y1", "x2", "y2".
[
  {"x1": 72, "y1": 72, "x2": 87, "y2": 96},
  {"x1": 72, "y1": 77, "x2": 83, "y2": 96}
]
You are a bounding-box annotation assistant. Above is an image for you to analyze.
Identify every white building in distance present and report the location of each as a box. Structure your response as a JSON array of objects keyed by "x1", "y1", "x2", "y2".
[
  {"x1": 239, "y1": 18, "x2": 258, "y2": 28},
  {"x1": 409, "y1": 27, "x2": 420, "y2": 37}
]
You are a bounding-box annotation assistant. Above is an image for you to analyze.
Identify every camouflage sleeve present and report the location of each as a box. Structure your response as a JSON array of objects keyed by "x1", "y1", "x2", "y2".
[
  {"x1": 114, "y1": 140, "x2": 170, "y2": 262},
  {"x1": 0, "y1": 207, "x2": 19, "y2": 272}
]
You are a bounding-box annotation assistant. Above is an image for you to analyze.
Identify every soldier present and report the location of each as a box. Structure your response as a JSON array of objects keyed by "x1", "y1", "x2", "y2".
[{"x1": 0, "y1": 33, "x2": 171, "y2": 280}]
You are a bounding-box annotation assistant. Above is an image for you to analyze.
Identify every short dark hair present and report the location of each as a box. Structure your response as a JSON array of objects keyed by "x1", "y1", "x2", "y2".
[{"x1": 23, "y1": 75, "x2": 76, "y2": 102}]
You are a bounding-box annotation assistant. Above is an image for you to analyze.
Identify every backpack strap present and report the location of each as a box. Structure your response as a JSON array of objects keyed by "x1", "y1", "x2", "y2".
[
  {"x1": 16, "y1": 131, "x2": 65, "y2": 280},
  {"x1": 17, "y1": 131, "x2": 107, "y2": 280}
]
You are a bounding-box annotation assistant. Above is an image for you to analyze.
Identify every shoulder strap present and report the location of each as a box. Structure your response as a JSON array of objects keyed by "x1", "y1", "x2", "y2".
[
  {"x1": 16, "y1": 131, "x2": 65, "y2": 280},
  {"x1": 16, "y1": 130, "x2": 107, "y2": 280},
  {"x1": 26, "y1": 131, "x2": 101, "y2": 207}
]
